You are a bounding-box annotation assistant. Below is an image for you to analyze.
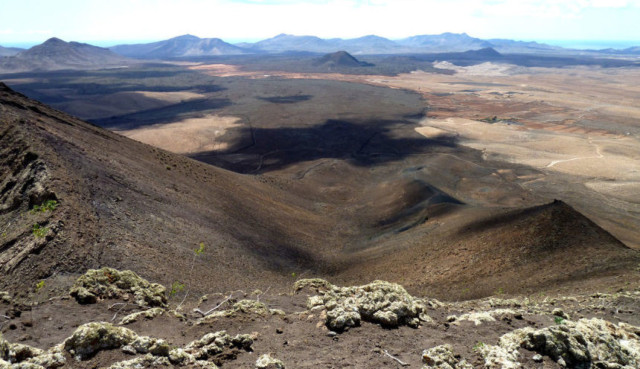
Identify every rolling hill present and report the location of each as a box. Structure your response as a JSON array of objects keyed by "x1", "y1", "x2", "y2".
[
  {"x1": 0, "y1": 45, "x2": 24, "y2": 57},
  {"x1": 0, "y1": 37, "x2": 130, "y2": 72},
  {"x1": 110, "y1": 34, "x2": 250, "y2": 58}
]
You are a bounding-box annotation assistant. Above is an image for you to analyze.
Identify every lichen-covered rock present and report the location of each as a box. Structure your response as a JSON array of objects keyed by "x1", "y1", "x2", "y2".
[
  {"x1": 7, "y1": 344, "x2": 44, "y2": 363},
  {"x1": 232, "y1": 334, "x2": 254, "y2": 350},
  {"x1": 0, "y1": 291, "x2": 10, "y2": 304},
  {"x1": 552, "y1": 308, "x2": 570, "y2": 320},
  {"x1": 477, "y1": 318, "x2": 640, "y2": 369},
  {"x1": 119, "y1": 307, "x2": 165, "y2": 325},
  {"x1": 297, "y1": 279, "x2": 432, "y2": 331},
  {"x1": 184, "y1": 331, "x2": 233, "y2": 360},
  {"x1": 197, "y1": 300, "x2": 284, "y2": 325},
  {"x1": 233, "y1": 300, "x2": 271, "y2": 315},
  {"x1": 522, "y1": 318, "x2": 640, "y2": 368},
  {"x1": 105, "y1": 353, "x2": 171, "y2": 369},
  {"x1": 255, "y1": 353, "x2": 285, "y2": 369},
  {"x1": 294, "y1": 278, "x2": 333, "y2": 292},
  {"x1": 0, "y1": 342, "x2": 65, "y2": 369},
  {"x1": 69, "y1": 267, "x2": 167, "y2": 307},
  {"x1": 477, "y1": 327, "x2": 533, "y2": 369},
  {"x1": 448, "y1": 309, "x2": 517, "y2": 326},
  {"x1": 63, "y1": 322, "x2": 137, "y2": 360},
  {"x1": 422, "y1": 344, "x2": 473, "y2": 369}
]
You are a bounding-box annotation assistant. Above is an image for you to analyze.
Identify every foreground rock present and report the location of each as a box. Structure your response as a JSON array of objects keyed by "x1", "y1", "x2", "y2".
[
  {"x1": 69, "y1": 267, "x2": 167, "y2": 307},
  {"x1": 296, "y1": 279, "x2": 433, "y2": 331},
  {"x1": 422, "y1": 344, "x2": 473, "y2": 369},
  {"x1": 478, "y1": 318, "x2": 640, "y2": 368},
  {"x1": 255, "y1": 353, "x2": 285, "y2": 369},
  {"x1": 0, "y1": 321, "x2": 254, "y2": 368}
]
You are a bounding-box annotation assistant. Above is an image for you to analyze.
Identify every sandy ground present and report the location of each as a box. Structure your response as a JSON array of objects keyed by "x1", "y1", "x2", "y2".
[{"x1": 116, "y1": 114, "x2": 241, "y2": 154}]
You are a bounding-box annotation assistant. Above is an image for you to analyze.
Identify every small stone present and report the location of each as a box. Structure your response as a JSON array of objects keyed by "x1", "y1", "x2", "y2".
[
  {"x1": 532, "y1": 354, "x2": 543, "y2": 362},
  {"x1": 327, "y1": 331, "x2": 337, "y2": 337},
  {"x1": 122, "y1": 345, "x2": 137, "y2": 355},
  {"x1": 557, "y1": 357, "x2": 567, "y2": 367},
  {"x1": 552, "y1": 308, "x2": 570, "y2": 320},
  {"x1": 275, "y1": 328, "x2": 283, "y2": 334}
]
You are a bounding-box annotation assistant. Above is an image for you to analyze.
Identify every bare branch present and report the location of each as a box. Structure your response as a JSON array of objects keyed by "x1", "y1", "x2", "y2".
[
  {"x1": 194, "y1": 292, "x2": 235, "y2": 316},
  {"x1": 384, "y1": 350, "x2": 410, "y2": 367},
  {"x1": 110, "y1": 303, "x2": 130, "y2": 322},
  {"x1": 256, "y1": 286, "x2": 271, "y2": 303}
]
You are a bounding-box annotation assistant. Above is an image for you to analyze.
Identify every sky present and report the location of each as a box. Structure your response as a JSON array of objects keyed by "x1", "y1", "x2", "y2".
[{"x1": 1, "y1": 0, "x2": 639, "y2": 48}]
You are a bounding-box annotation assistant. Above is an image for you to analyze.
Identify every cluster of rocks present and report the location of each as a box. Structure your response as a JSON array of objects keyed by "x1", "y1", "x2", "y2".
[
  {"x1": 422, "y1": 344, "x2": 473, "y2": 369},
  {"x1": 476, "y1": 317, "x2": 640, "y2": 368},
  {"x1": 297, "y1": 278, "x2": 433, "y2": 331},
  {"x1": 69, "y1": 267, "x2": 166, "y2": 307},
  {"x1": 0, "y1": 321, "x2": 259, "y2": 369}
]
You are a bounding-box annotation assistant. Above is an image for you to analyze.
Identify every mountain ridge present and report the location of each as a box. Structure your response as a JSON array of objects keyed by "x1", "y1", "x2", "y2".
[{"x1": 0, "y1": 37, "x2": 129, "y2": 72}]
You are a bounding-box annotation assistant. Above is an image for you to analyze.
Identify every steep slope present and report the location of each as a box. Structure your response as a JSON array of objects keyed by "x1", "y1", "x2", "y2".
[
  {"x1": 110, "y1": 34, "x2": 249, "y2": 58},
  {"x1": 0, "y1": 38, "x2": 129, "y2": 72},
  {"x1": 1, "y1": 83, "x2": 638, "y2": 302},
  {"x1": 0, "y1": 82, "x2": 333, "y2": 299}
]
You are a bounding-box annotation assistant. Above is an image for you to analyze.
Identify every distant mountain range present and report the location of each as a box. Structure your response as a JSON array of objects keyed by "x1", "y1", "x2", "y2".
[
  {"x1": 110, "y1": 34, "x2": 248, "y2": 58},
  {"x1": 0, "y1": 45, "x2": 24, "y2": 57},
  {"x1": 0, "y1": 38, "x2": 130, "y2": 72},
  {"x1": 1, "y1": 33, "x2": 638, "y2": 71}
]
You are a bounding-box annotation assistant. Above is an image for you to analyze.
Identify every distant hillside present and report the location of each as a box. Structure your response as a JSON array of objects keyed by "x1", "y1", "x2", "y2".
[
  {"x1": 110, "y1": 34, "x2": 250, "y2": 58},
  {"x1": 244, "y1": 33, "x2": 338, "y2": 53},
  {"x1": 313, "y1": 51, "x2": 373, "y2": 68},
  {"x1": 0, "y1": 38, "x2": 129, "y2": 72},
  {"x1": 398, "y1": 32, "x2": 492, "y2": 52},
  {"x1": 0, "y1": 45, "x2": 24, "y2": 57}
]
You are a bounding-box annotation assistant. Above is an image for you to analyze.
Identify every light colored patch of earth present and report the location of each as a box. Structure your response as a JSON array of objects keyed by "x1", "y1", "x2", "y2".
[
  {"x1": 431, "y1": 61, "x2": 526, "y2": 76},
  {"x1": 117, "y1": 114, "x2": 242, "y2": 154}
]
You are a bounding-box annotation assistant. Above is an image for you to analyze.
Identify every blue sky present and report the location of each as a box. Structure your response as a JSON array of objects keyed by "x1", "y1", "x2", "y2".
[{"x1": 1, "y1": 0, "x2": 639, "y2": 48}]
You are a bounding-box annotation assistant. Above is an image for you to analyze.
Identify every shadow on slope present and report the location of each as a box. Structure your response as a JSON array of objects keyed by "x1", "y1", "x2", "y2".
[{"x1": 191, "y1": 118, "x2": 458, "y2": 173}]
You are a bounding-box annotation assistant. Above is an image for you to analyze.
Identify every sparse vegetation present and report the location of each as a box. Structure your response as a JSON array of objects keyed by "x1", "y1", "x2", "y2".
[
  {"x1": 30, "y1": 199, "x2": 58, "y2": 213},
  {"x1": 32, "y1": 224, "x2": 47, "y2": 238},
  {"x1": 169, "y1": 281, "x2": 185, "y2": 298},
  {"x1": 473, "y1": 341, "x2": 486, "y2": 352},
  {"x1": 35, "y1": 280, "x2": 45, "y2": 292},
  {"x1": 554, "y1": 316, "x2": 565, "y2": 325}
]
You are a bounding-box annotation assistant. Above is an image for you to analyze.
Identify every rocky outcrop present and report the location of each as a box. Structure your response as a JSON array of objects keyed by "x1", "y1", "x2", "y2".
[
  {"x1": 422, "y1": 344, "x2": 473, "y2": 369},
  {"x1": 477, "y1": 318, "x2": 640, "y2": 368},
  {"x1": 2, "y1": 321, "x2": 254, "y2": 368},
  {"x1": 447, "y1": 309, "x2": 518, "y2": 326},
  {"x1": 69, "y1": 267, "x2": 167, "y2": 307},
  {"x1": 299, "y1": 279, "x2": 432, "y2": 331},
  {"x1": 522, "y1": 318, "x2": 640, "y2": 368},
  {"x1": 1, "y1": 332, "x2": 66, "y2": 368},
  {"x1": 255, "y1": 353, "x2": 285, "y2": 369},
  {"x1": 63, "y1": 322, "x2": 139, "y2": 360}
]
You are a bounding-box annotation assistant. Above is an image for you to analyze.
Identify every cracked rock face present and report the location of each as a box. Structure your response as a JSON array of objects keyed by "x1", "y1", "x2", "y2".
[
  {"x1": 300, "y1": 279, "x2": 432, "y2": 331},
  {"x1": 69, "y1": 267, "x2": 167, "y2": 307}
]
